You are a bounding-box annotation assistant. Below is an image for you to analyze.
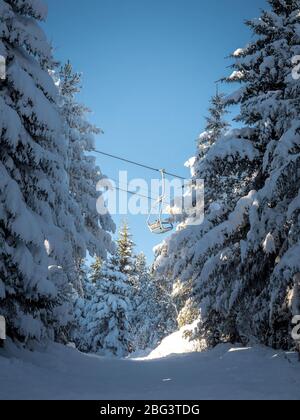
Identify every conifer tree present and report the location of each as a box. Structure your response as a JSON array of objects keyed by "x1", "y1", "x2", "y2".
[
  {"x1": 124, "y1": 251, "x2": 177, "y2": 350},
  {"x1": 81, "y1": 257, "x2": 133, "y2": 356},
  {"x1": 194, "y1": 88, "x2": 235, "y2": 212},
  {"x1": 90, "y1": 257, "x2": 103, "y2": 284},
  {"x1": 74, "y1": 224, "x2": 136, "y2": 356},
  {"x1": 0, "y1": 0, "x2": 77, "y2": 344},
  {"x1": 154, "y1": 0, "x2": 300, "y2": 351},
  {"x1": 205, "y1": 89, "x2": 229, "y2": 139},
  {"x1": 58, "y1": 61, "x2": 115, "y2": 292},
  {"x1": 131, "y1": 253, "x2": 152, "y2": 349},
  {"x1": 0, "y1": 1, "x2": 115, "y2": 346},
  {"x1": 221, "y1": 0, "x2": 300, "y2": 349},
  {"x1": 153, "y1": 79, "x2": 258, "y2": 339},
  {"x1": 197, "y1": 88, "x2": 229, "y2": 162},
  {"x1": 117, "y1": 221, "x2": 135, "y2": 276}
]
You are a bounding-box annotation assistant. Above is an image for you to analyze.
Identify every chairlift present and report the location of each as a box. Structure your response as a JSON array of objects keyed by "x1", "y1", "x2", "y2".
[{"x1": 147, "y1": 169, "x2": 174, "y2": 234}]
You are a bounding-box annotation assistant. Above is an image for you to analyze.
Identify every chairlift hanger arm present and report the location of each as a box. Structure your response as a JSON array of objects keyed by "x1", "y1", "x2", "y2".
[{"x1": 147, "y1": 168, "x2": 174, "y2": 234}]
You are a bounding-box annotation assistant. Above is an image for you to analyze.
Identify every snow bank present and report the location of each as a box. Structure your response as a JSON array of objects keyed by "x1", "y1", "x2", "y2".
[{"x1": 144, "y1": 322, "x2": 203, "y2": 360}]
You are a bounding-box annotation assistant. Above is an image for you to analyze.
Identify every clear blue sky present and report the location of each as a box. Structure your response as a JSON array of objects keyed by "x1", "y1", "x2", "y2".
[{"x1": 44, "y1": 0, "x2": 266, "y2": 262}]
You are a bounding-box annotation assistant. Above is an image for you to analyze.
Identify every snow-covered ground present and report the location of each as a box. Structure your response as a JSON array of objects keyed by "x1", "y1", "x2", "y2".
[{"x1": 0, "y1": 337, "x2": 300, "y2": 400}]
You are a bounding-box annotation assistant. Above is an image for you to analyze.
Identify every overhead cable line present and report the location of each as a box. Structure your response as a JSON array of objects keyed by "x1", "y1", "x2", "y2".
[
  {"x1": 108, "y1": 176, "x2": 154, "y2": 197},
  {"x1": 102, "y1": 176, "x2": 176, "y2": 203},
  {"x1": 101, "y1": 175, "x2": 157, "y2": 201},
  {"x1": 94, "y1": 149, "x2": 186, "y2": 181},
  {"x1": 115, "y1": 186, "x2": 157, "y2": 202}
]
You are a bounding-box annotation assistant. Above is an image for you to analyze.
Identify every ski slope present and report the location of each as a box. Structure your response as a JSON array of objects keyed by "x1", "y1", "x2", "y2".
[{"x1": 0, "y1": 339, "x2": 300, "y2": 400}]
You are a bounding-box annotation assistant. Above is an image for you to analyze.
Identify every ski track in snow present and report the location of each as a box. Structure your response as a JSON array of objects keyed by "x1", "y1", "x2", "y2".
[{"x1": 0, "y1": 342, "x2": 300, "y2": 400}]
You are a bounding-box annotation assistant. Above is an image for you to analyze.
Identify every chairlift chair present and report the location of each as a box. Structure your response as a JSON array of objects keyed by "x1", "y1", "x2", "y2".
[{"x1": 147, "y1": 169, "x2": 174, "y2": 234}]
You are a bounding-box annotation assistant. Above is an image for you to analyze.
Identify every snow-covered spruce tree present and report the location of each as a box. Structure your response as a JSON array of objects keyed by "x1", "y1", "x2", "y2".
[
  {"x1": 58, "y1": 61, "x2": 115, "y2": 293},
  {"x1": 0, "y1": 0, "x2": 79, "y2": 344},
  {"x1": 130, "y1": 252, "x2": 148, "y2": 323},
  {"x1": 71, "y1": 259, "x2": 94, "y2": 350},
  {"x1": 189, "y1": 89, "x2": 231, "y2": 228},
  {"x1": 131, "y1": 253, "x2": 174, "y2": 350},
  {"x1": 74, "y1": 224, "x2": 136, "y2": 355},
  {"x1": 117, "y1": 221, "x2": 135, "y2": 278},
  {"x1": 90, "y1": 257, "x2": 103, "y2": 283},
  {"x1": 220, "y1": 0, "x2": 300, "y2": 349},
  {"x1": 153, "y1": 85, "x2": 260, "y2": 338},
  {"x1": 129, "y1": 251, "x2": 147, "y2": 305},
  {"x1": 0, "y1": 1, "x2": 115, "y2": 346},
  {"x1": 205, "y1": 89, "x2": 229, "y2": 138},
  {"x1": 197, "y1": 89, "x2": 229, "y2": 161},
  {"x1": 150, "y1": 271, "x2": 178, "y2": 345},
  {"x1": 81, "y1": 257, "x2": 133, "y2": 357},
  {"x1": 134, "y1": 252, "x2": 148, "y2": 287},
  {"x1": 154, "y1": 0, "x2": 300, "y2": 351}
]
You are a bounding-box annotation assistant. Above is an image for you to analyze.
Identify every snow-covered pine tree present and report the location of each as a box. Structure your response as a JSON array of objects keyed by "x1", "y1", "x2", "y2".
[
  {"x1": 134, "y1": 252, "x2": 148, "y2": 285},
  {"x1": 205, "y1": 89, "x2": 229, "y2": 138},
  {"x1": 154, "y1": 0, "x2": 300, "y2": 351},
  {"x1": 117, "y1": 221, "x2": 135, "y2": 278},
  {"x1": 90, "y1": 257, "x2": 103, "y2": 283},
  {"x1": 153, "y1": 82, "x2": 260, "y2": 341},
  {"x1": 58, "y1": 61, "x2": 115, "y2": 293},
  {"x1": 131, "y1": 253, "x2": 156, "y2": 350},
  {"x1": 82, "y1": 257, "x2": 133, "y2": 357},
  {"x1": 0, "y1": 1, "x2": 115, "y2": 346},
  {"x1": 74, "y1": 224, "x2": 136, "y2": 355},
  {"x1": 130, "y1": 252, "x2": 148, "y2": 309},
  {"x1": 0, "y1": 0, "x2": 79, "y2": 344},
  {"x1": 132, "y1": 254, "x2": 178, "y2": 350},
  {"x1": 172, "y1": 0, "x2": 300, "y2": 349},
  {"x1": 151, "y1": 272, "x2": 178, "y2": 345},
  {"x1": 193, "y1": 89, "x2": 234, "y2": 213},
  {"x1": 71, "y1": 259, "x2": 94, "y2": 350},
  {"x1": 197, "y1": 88, "x2": 229, "y2": 162},
  {"x1": 221, "y1": 0, "x2": 300, "y2": 349}
]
